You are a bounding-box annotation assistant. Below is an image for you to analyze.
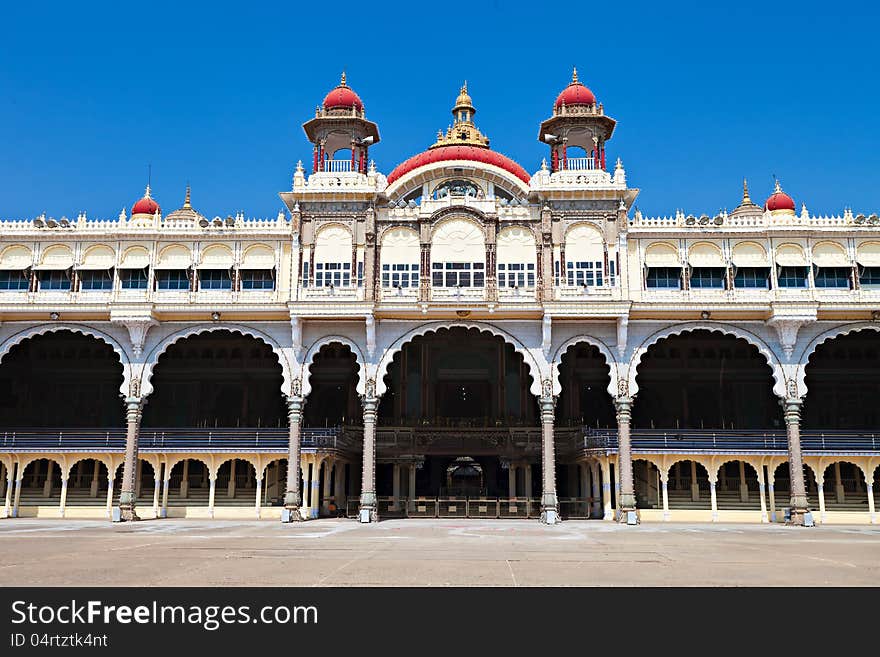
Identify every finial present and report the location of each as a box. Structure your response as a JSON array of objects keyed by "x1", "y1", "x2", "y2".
[
  {"x1": 144, "y1": 183, "x2": 152, "y2": 199},
  {"x1": 461, "y1": 80, "x2": 468, "y2": 94},
  {"x1": 742, "y1": 178, "x2": 751, "y2": 203},
  {"x1": 572, "y1": 67, "x2": 579, "y2": 84},
  {"x1": 774, "y1": 178, "x2": 782, "y2": 193},
  {"x1": 183, "y1": 184, "x2": 191, "y2": 209},
  {"x1": 340, "y1": 71, "x2": 347, "y2": 86}
]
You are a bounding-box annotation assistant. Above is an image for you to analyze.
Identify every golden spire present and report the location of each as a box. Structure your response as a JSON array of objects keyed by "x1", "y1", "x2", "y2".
[
  {"x1": 340, "y1": 71, "x2": 347, "y2": 86},
  {"x1": 455, "y1": 80, "x2": 473, "y2": 109},
  {"x1": 774, "y1": 178, "x2": 783, "y2": 193},
  {"x1": 572, "y1": 66, "x2": 579, "y2": 84},
  {"x1": 742, "y1": 178, "x2": 751, "y2": 204},
  {"x1": 183, "y1": 184, "x2": 191, "y2": 209},
  {"x1": 144, "y1": 184, "x2": 152, "y2": 199}
]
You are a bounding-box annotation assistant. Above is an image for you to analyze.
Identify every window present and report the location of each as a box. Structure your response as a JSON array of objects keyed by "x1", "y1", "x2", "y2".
[
  {"x1": 860, "y1": 267, "x2": 880, "y2": 287},
  {"x1": 646, "y1": 267, "x2": 680, "y2": 289},
  {"x1": 120, "y1": 268, "x2": 148, "y2": 290},
  {"x1": 433, "y1": 179, "x2": 480, "y2": 200},
  {"x1": 814, "y1": 266, "x2": 850, "y2": 289},
  {"x1": 431, "y1": 262, "x2": 484, "y2": 287},
  {"x1": 301, "y1": 260, "x2": 310, "y2": 287},
  {"x1": 566, "y1": 260, "x2": 604, "y2": 287},
  {"x1": 777, "y1": 266, "x2": 808, "y2": 288},
  {"x1": 37, "y1": 270, "x2": 71, "y2": 291},
  {"x1": 0, "y1": 270, "x2": 29, "y2": 291},
  {"x1": 382, "y1": 263, "x2": 419, "y2": 288},
  {"x1": 733, "y1": 267, "x2": 770, "y2": 289},
  {"x1": 156, "y1": 269, "x2": 190, "y2": 291},
  {"x1": 689, "y1": 267, "x2": 726, "y2": 289},
  {"x1": 199, "y1": 269, "x2": 232, "y2": 290},
  {"x1": 240, "y1": 269, "x2": 275, "y2": 290},
  {"x1": 498, "y1": 263, "x2": 535, "y2": 288},
  {"x1": 79, "y1": 269, "x2": 113, "y2": 291},
  {"x1": 315, "y1": 262, "x2": 350, "y2": 287}
]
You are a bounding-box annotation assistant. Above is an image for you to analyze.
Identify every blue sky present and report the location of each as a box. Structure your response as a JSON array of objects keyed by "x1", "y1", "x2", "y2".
[{"x1": 1, "y1": 1, "x2": 877, "y2": 219}]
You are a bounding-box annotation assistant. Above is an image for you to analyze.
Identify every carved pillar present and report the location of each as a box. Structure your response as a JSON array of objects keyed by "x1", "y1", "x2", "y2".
[
  {"x1": 364, "y1": 206, "x2": 376, "y2": 301},
  {"x1": 782, "y1": 399, "x2": 811, "y2": 525},
  {"x1": 539, "y1": 382, "x2": 559, "y2": 524},
  {"x1": 359, "y1": 389, "x2": 379, "y2": 523},
  {"x1": 615, "y1": 397, "x2": 637, "y2": 522},
  {"x1": 118, "y1": 397, "x2": 143, "y2": 522},
  {"x1": 282, "y1": 394, "x2": 304, "y2": 522}
]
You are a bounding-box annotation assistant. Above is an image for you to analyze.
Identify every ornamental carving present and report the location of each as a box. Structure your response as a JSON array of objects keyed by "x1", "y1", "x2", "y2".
[
  {"x1": 291, "y1": 378, "x2": 302, "y2": 396},
  {"x1": 617, "y1": 378, "x2": 629, "y2": 397},
  {"x1": 786, "y1": 379, "x2": 798, "y2": 399},
  {"x1": 365, "y1": 377, "x2": 376, "y2": 398},
  {"x1": 541, "y1": 378, "x2": 553, "y2": 398}
]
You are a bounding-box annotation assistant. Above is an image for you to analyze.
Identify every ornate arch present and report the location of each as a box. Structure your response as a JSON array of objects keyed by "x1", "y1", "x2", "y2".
[
  {"x1": 375, "y1": 321, "x2": 544, "y2": 399},
  {"x1": 300, "y1": 335, "x2": 366, "y2": 399},
  {"x1": 140, "y1": 324, "x2": 292, "y2": 399},
  {"x1": 627, "y1": 323, "x2": 786, "y2": 400},
  {"x1": 550, "y1": 335, "x2": 619, "y2": 398},
  {"x1": 711, "y1": 457, "x2": 762, "y2": 483},
  {"x1": 0, "y1": 323, "x2": 132, "y2": 397},
  {"x1": 795, "y1": 322, "x2": 880, "y2": 400}
]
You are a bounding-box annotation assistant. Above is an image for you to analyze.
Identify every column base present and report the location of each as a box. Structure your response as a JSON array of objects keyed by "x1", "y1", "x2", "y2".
[
  {"x1": 540, "y1": 507, "x2": 560, "y2": 525},
  {"x1": 359, "y1": 492, "x2": 378, "y2": 523},
  {"x1": 117, "y1": 507, "x2": 141, "y2": 522},
  {"x1": 786, "y1": 507, "x2": 814, "y2": 527},
  {"x1": 281, "y1": 506, "x2": 304, "y2": 523}
]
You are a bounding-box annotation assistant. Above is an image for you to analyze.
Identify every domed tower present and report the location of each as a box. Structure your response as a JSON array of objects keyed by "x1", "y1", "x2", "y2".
[
  {"x1": 538, "y1": 68, "x2": 616, "y2": 172},
  {"x1": 764, "y1": 179, "x2": 796, "y2": 216},
  {"x1": 302, "y1": 72, "x2": 380, "y2": 174}
]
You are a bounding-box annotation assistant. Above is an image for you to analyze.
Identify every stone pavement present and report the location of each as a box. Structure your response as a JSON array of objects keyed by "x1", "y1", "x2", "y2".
[{"x1": 0, "y1": 518, "x2": 878, "y2": 586}]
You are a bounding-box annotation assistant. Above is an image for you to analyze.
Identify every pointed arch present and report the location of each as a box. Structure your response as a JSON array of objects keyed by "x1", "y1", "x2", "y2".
[
  {"x1": 300, "y1": 335, "x2": 366, "y2": 399},
  {"x1": 550, "y1": 335, "x2": 619, "y2": 398},
  {"x1": 140, "y1": 324, "x2": 292, "y2": 399},
  {"x1": 628, "y1": 322, "x2": 786, "y2": 400},
  {"x1": 795, "y1": 322, "x2": 880, "y2": 399},
  {"x1": 375, "y1": 321, "x2": 544, "y2": 399}
]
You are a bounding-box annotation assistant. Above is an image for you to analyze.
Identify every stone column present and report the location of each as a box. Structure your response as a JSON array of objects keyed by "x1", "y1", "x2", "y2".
[
  {"x1": 161, "y1": 473, "x2": 170, "y2": 518},
  {"x1": 391, "y1": 463, "x2": 401, "y2": 510},
  {"x1": 508, "y1": 464, "x2": 516, "y2": 498},
  {"x1": 3, "y1": 464, "x2": 14, "y2": 517},
  {"x1": 834, "y1": 462, "x2": 844, "y2": 504},
  {"x1": 310, "y1": 462, "x2": 321, "y2": 518},
  {"x1": 180, "y1": 460, "x2": 189, "y2": 498},
  {"x1": 524, "y1": 462, "x2": 533, "y2": 501},
  {"x1": 600, "y1": 457, "x2": 612, "y2": 520},
  {"x1": 867, "y1": 480, "x2": 876, "y2": 523},
  {"x1": 782, "y1": 399, "x2": 811, "y2": 525},
  {"x1": 661, "y1": 474, "x2": 670, "y2": 521},
  {"x1": 12, "y1": 469, "x2": 22, "y2": 518},
  {"x1": 118, "y1": 397, "x2": 143, "y2": 522},
  {"x1": 615, "y1": 397, "x2": 637, "y2": 523},
  {"x1": 282, "y1": 395, "x2": 304, "y2": 522},
  {"x1": 758, "y1": 470, "x2": 768, "y2": 523},
  {"x1": 90, "y1": 460, "x2": 100, "y2": 498},
  {"x1": 359, "y1": 394, "x2": 379, "y2": 522},
  {"x1": 335, "y1": 463, "x2": 346, "y2": 513},
  {"x1": 105, "y1": 471, "x2": 114, "y2": 520},
  {"x1": 690, "y1": 461, "x2": 700, "y2": 501},
  {"x1": 709, "y1": 477, "x2": 718, "y2": 521},
  {"x1": 539, "y1": 391, "x2": 559, "y2": 524},
  {"x1": 321, "y1": 460, "x2": 332, "y2": 515},
  {"x1": 590, "y1": 461, "x2": 602, "y2": 518},
  {"x1": 408, "y1": 463, "x2": 416, "y2": 503},
  {"x1": 817, "y1": 475, "x2": 826, "y2": 523},
  {"x1": 765, "y1": 475, "x2": 776, "y2": 524},
  {"x1": 208, "y1": 474, "x2": 217, "y2": 518},
  {"x1": 254, "y1": 474, "x2": 262, "y2": 519},
  {"x1": 59, "y1": 475, "x2": 69, "y2": 518},
  {"x1": 152, "y1": 464, "x2": 161, "y2": 518},
  {"x1": 43, "y1": 461, "x2": 54, "y2": 498},
  {"x1": 228, "y1": 460, "x2": 237, "y2": 498},
  {"x1": 739, "y1": 461, "x2": 749, "y2": 502}
]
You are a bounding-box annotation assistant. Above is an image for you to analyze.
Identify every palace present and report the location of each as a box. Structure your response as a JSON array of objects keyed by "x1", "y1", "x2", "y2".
[{"x1": 0, "y1": 70, "x2": 878, "y2": 527}]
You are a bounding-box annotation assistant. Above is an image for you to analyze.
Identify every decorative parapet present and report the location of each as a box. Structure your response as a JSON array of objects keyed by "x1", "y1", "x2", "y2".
[{"x1": 631, "y1": 208, "x2": 879, "y2": 231}]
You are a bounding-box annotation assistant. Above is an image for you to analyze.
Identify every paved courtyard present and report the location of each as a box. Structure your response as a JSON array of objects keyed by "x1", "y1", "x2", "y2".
[{"x1": 0, "y1": 518, "x2": 877, "y2": 586}]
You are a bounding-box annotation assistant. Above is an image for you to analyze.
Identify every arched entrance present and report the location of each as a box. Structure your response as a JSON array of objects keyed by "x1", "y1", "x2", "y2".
[{"x1": 376, "y1": 327, "x2": 544, "y2": 518}]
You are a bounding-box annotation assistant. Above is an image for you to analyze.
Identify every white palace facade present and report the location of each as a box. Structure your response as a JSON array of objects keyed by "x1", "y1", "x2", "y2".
[{"x1": 0, "y1": 71, "x2": 878, "y2": 526}]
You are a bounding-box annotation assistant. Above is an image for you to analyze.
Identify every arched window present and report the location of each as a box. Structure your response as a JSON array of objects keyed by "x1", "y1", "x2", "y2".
[
  {"x1": 432, "y1": 179, "x2": 482, "y2": 200},
  {"x1": 497, "y1": 226, "x2": 536, "y2": 289},
  {"x1": 313, "y1": 225, "x2": 353, "y2": 288},
  {"x1": 565, "y1": 224, "x2": 606, "y2": 287},
  {"x1": 431, "y1": 218, "x2": 485, "y2": 288},
  {"x1": 380, "y1": 227, "x2": 420, "y2": 289}
]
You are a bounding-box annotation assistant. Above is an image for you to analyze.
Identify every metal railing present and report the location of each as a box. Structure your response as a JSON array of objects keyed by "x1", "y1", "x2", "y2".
[
  {"x1": 0, "y1": 427, "x2": 346, "y2": 450},
  {"x1": 322, "y1": 159, "x2": 353, "y2": 173},
  {"x1": 563, "y1": 157, "x2": 596, "y2": 171},
  {"x1": 580, "y1": 428, "x2": 880, "y2": 452}
]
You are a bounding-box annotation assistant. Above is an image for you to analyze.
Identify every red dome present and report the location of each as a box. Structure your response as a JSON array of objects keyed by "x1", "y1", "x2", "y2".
[
  {"x1": 323, "y1": 85, "x2": 363, "y2": 111},
  {"x1": 555, "y1": 82, "x2": 596, "y2": 108},
  {"x1": 765, "y1": 183, "x2": 795, "y2": 212},
  {"x1": 131, "y1": 188, "x2": 160, "y2": 216},
  {"x1": 386, "y1": 145, "x2": 531, "y2": 185}
]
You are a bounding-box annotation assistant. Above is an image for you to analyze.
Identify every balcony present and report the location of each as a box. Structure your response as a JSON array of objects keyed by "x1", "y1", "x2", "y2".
[
  {"x1": 555, "y1": 284, "x2": 618, "y2": 301},
  {"x1": 498, "y1": 286, "x2": 537, "y2": 301},
  {"x1": 321, "y1": 159, "x2": 353, "y2": 173},
  {"x1": 430, "y1": 286, "x2": 485, "y2": 301},
  {"x1": 301, "y1": 285, "x2": 362, "y2": 301},
  {"x1": 380, "y1": 286, "x2": 419, "y2": 302},
  {"x1": 561, "y1": 157, "x2": 596, "y2": 171}
]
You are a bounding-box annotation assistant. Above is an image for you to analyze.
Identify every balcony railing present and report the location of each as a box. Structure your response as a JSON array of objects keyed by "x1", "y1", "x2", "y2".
[
  {"x1": 0, "y1": 427, "x2": 349, "y2": 450},
  {"x1": 563, "y1": 157, "x2": 596, "y2": 171},
  {"x1": 580, "y1": 429, "x2": 880, "y2": 452},
  {"x1": 322, "y1": 159, "x2": 353, "y2": 173}
]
